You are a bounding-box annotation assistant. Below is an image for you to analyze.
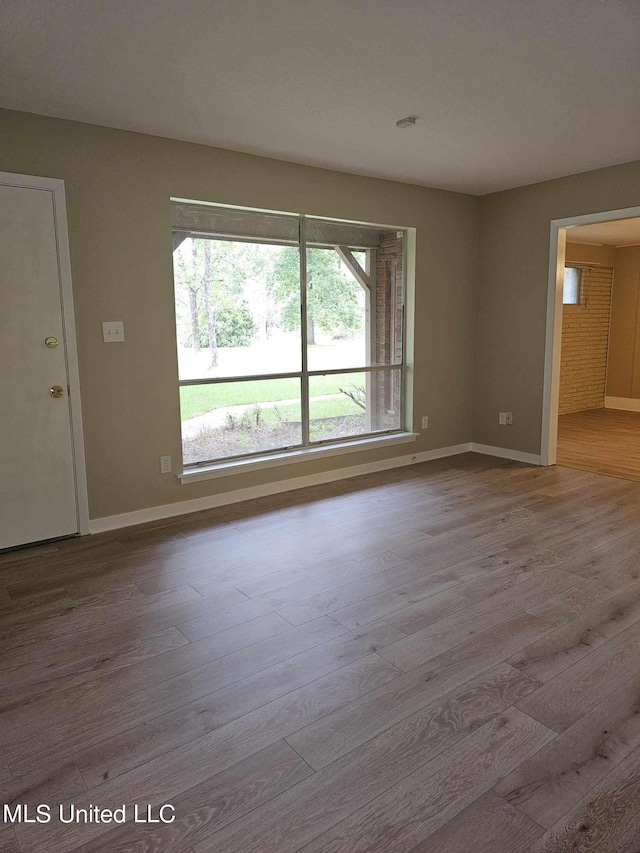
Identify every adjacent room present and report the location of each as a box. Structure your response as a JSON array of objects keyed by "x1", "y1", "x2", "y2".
[
  {"x1": 557, "y1": 218, "x2": 640, "y2": 480},
  {"x1": 1, "y1": 2, "x2": 640, "y2": 852}
]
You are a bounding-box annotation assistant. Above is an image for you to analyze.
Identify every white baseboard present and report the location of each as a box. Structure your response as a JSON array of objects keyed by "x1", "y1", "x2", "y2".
[
  {"x1": 89, "y1": 442, "x2": 473, "y2": 534},
  {"x1": 470, "y1": 443, "x2": 541, "y2": 466},
  {"x1": 605, "y1": 396, "x2": 640, "y2": 412}
]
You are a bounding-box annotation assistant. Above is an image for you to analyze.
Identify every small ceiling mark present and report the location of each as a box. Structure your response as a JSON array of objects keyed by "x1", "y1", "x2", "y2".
[{"x1": 395, "y1": 116, "x2": 418, "y2": 129}]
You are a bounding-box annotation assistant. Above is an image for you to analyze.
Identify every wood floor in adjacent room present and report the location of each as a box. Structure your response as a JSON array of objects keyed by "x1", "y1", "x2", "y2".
[
  {"x1": 557, "y1": 406, "x2": 640, "y2": 481},
  {"x1": 3, "y1": 454, "x2": 640, "y2": 852}
]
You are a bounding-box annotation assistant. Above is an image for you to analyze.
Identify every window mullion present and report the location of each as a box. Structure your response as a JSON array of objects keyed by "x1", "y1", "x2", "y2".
[{"x1": 299, "y1": 215, "x2": 310, "y2": 446}]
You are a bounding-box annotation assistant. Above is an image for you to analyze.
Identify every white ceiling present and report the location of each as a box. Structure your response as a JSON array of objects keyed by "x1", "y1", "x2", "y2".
[
  {"x1": 567, "y1": 216, "x2": 640, "y2": 247},
  {"x1": 1, "y1": 0, "x2": 639, "y2": 195}
]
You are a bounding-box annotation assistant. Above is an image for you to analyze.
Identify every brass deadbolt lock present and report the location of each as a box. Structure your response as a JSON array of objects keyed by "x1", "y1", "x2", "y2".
[
  {"x1": 45, "y1": 337, "x2": 59, "y2": 349},
  {"x1": 50, "y1": 385, "x2": 65, "y2": 398}
]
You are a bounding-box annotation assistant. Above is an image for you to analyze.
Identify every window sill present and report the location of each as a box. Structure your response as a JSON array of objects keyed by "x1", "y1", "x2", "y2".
[{"x1": 179, "y1": 431, "x2": 419, "y2": 484}]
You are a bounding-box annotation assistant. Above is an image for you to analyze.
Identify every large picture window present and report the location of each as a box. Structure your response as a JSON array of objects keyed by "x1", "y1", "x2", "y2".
[{"x1": 171, "y1": 201, "x2": 406, "y2": 467}]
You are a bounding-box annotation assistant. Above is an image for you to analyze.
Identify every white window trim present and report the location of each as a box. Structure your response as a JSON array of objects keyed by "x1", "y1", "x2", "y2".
[{"x1": 179, "y1": 430, "x2": 419, "y2": 483}]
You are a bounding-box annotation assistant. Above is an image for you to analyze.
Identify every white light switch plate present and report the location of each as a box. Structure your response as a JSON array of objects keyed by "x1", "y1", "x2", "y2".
[{"x1": 102, "y1": 321, "x2": 125, "y2": 342}]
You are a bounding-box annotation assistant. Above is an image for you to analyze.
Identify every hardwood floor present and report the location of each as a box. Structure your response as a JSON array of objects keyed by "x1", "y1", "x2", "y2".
[
  {"x1": 2, "y1": 453, "x2": 640, "y2": 851},
  {"x1": 557, "y1": 407, "x2": 640, "y2": 481}
]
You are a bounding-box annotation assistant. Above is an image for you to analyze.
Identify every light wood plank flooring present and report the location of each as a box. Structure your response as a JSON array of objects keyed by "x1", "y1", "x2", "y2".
[
  {"x1": 2, "y1": 453, "x2": 640, "y2": 852},
  {"x1": 557, "y1": 407, "x2": 640, "y2": 481}
]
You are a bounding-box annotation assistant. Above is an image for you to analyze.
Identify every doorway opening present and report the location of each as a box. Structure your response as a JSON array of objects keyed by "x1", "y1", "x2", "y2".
[{"x1": 543, "y1": 206, "x2": 640, "y2": 480}]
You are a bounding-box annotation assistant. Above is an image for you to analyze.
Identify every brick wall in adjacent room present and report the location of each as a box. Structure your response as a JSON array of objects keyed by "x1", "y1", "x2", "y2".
[{"x1": 559, "y1": 265, "x2": 614, "y2": 415}]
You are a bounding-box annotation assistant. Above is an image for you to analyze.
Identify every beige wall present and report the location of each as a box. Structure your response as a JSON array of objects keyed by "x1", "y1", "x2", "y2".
[
  {"x1": 474, "y1": 160, "x2": 640, "y2": 455},
  {"x1": 0, "y1": 109, "x2": 479, "y2": 520},
  {"x1": 607, "y1": 246, "x2": 640, "y2": 399},
  {"x1": 564, "y1": 243, "x2": 616, "y2": 267}
]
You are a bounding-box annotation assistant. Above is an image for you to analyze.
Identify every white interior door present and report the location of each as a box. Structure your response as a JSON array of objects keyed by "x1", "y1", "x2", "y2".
[{"x1": 0, "y1": 179, "x2": 84, "y2": 549}]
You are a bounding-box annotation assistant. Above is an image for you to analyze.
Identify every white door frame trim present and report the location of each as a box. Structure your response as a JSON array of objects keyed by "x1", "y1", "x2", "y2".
[
  {"x1": 541, "y1": 204, "x2": 640, "y2": 467},
  {"x1": 0, "y1": 171, "x2": 90, "y2": 536}
]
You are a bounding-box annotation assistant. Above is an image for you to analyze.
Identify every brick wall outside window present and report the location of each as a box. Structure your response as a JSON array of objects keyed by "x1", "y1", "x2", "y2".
[
  {"x1": 373, "y1": 231, "x2": 403, "y2": 426},
  {"x1": 559, "y1": 265, "x2": 613, "y2": 415}
]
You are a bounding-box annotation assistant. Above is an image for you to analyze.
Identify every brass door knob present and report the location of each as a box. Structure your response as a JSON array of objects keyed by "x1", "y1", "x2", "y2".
[{"x1": 50, "y1": 385, "x2": 65, "y2": 398}]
